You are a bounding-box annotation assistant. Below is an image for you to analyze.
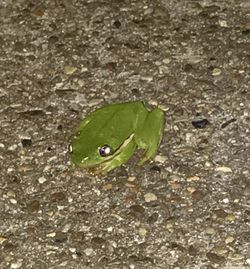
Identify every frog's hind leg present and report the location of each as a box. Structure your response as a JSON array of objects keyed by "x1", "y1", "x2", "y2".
[{"x1": 135, "y1": 107, "x2": 164, "y2": 165}]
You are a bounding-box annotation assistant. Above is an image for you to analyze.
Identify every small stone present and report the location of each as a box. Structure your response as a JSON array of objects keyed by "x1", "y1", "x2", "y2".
[
  {"x1": 147, "y1": 212, "x2": 159, "y2": 223},
  {"x1": 187, "y1": 187, "x2": 196, "y2": 193},
  {"x1": 51, "y1": 191, "x2": 66, "y2": 201},
  {"x1": 162, "y1": 58, "x2": 171, "y2": 64},
  {"x1": 221, "y1": 118, "x2": 236, "y2": 129},
  {"x1": 102, "y1": 183, "x2": 113, "y2": 190},
  {"x1": 169, "y1": 175, "x2": 181, "y2": 182},
  {"x1": 225, "y1": 214, "x2": 236, "y2": 221},
  {"x1": 84, "y1": 248, "x2": 93, "y2": 256},
  {"x1": 149, "y1": 165, "x2": 161, "y2": 173},
  {"x1": 10, "y1": 260, "x2": 23, "y2": 269},
  {"x1": 32, "y1": 8, "x2": 44, "y2": 17},
  {"x1": 218, "y1": 20, "x2": 228, "y2": 27},
  {"x1": 191, "y1": 190, "x2": 203, "y2": 201},
  {"x1": 215, "y1": 166, "x2": 232, "y2": 173},
  {"x1": 206, "y1": 252, "x2": 225, "y2": 264},
  {"x1": 205, "y1": 227, "x2": 216, "y2": 235},
  {"x1": 91, "y1": 237, "x2": 105, "y2": 246},
  {"x1": 38, "y1": 176, "x2": 47, "y2": 184},
  {"x1": 129, "y1": 205, "x2": 145, "y2": 218},
  {"x1": 225, "y1": 236, "x2": 234, "y2": 244},
  {"x1": 10, "y1": 198, "x2": 17, "y2": 204},
  {"x1": 7, "y1": 191, "x2": 16, "y2": 197},
  {"x1": 213, "y1": 246, "x2": 228, "y2": 255},
  {"x1": 127, "y1": 176, "x2": 136, "y2": 182},
  {"x1": 186, "y1": 176, "x2": 200, "y2": 182},
  {"x1": 159, "y1": 65, "x2": 170, "y2": 74},
  {"x1": 21, "y1": 138, "x2": 32, "y2": 148},
  {"x1": 212, "y1": 68, "x2": 222, "y2": 76},
  {"x1": 140, "y1": 76, "x2": 153, "y2": 82},
  {"x1": 107, "y1": 227, "x2": 113, "y2": 232},
  {"x1": 8, "y1": 144, "x2": 17, "y2": 151},
  {"x1": 27, "y1": 200, "x2": 40, "y2": 213},
  {"x1": 222, "y1": 198, "x2": 229, "y2": 203},
  {"x1": 47, "y1": 211, "x2": 54, "y2": 217},
  {"x1": 170, "y1": 182, "x2": 181, "y2": 189},
  {"x1": 88, "y1": 99, "x2": 103, "y2": 107},
  {"x1": 69, "y1": 248, "x2": 76, "y2": 253},
  {"x1": 138, "y1": 227, "x2": 147, "y2": 237},
  {"x1": 166, "y1": 223, "x2": 174, "y2": 233},
  {"x1": 154, "y1": 155, "x2": 167, "y2": 163},
  {"x1": 228, "y1": 253, "x2": 244, "y2": 260},
  {"x1": 192, "y1": 118, "x2": 210, "y2": 129},
  {"x1": 5, "y1": 255, "x2": 13, "y2": 262},
  {"x1": 213, "y1": 209, "x2": 228, "y2": 218},
  {"x1": 0, "y1": 236, "x2": 7, "y2": 244},
  {"x1": 188, "y1": 245, "x2": 198, "y2": 256},
  {"x1": 246, "y1": 258, "x2": 250, "y2": 265},
  {"x1": 125, "y1": 183, "x2": 136, "y2": 188},
  {"x1": 243, "y1": 186, "x2": 250, "y2": 196},
  {"x1": 113, "y1": 20, "x2": 121, "y2": 28},
  {"x1": 144, "y1": 192, "x2": 157, "y2": 202},
  {"x1": 64, "y1": 66, "x2": 77, "y2": 75},
  {"x1": 54, "y1": 231, "x2": 68, "y2": 243},
  {"x1": 47, "y1": 232, "x2": 56, "y2": 238}
]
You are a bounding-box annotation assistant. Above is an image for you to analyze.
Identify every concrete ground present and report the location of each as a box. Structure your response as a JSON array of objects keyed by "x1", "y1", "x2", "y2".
[{"x1": 0, "y1": 0, "x2": 249, "y2": 268}]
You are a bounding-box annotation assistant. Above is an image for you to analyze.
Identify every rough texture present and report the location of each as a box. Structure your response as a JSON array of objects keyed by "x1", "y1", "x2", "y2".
[{"x1": 0, "y1": 0, "x2": 249, "y2": 268}]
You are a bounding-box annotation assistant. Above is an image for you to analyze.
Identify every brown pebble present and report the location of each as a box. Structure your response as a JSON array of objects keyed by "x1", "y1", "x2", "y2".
[
  {"x1": 213, "y1": 209, "x2": 228, "y2": 218},
  {"x1": 206, "y1": 252, "x2": 226, "y2": 264},
  {"x1": 54, "y1": 231, "x2": 68, "y2": 243},
  {"x1": 91, "y1": 237, "x2": 106, "y2": 246},
  {"x1": 102, "y1": 183, "x2": 113, "y2": 190},
  {"x1": 191, "y1": 190, "x2": 204, "y2": 201},
  {"x1": 51, "y1": 191, "x2": 66, "y2": 202},
  {"x1": 27, "y1": 200, "x2": 40, "y2": 213}
]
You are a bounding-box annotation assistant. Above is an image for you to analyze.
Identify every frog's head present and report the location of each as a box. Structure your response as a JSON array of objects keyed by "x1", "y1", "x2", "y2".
[{"x1": 70, "y1": 137, "x2": 115, "y2": 168}]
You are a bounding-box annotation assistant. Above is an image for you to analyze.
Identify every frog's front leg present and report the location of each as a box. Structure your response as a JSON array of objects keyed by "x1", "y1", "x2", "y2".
[
  {"x1": 136, "y1": 107, "x2": 164, "y2": 165},
  {"x1": 99, "y1": 137, "x2": 136, "y2": 174}
]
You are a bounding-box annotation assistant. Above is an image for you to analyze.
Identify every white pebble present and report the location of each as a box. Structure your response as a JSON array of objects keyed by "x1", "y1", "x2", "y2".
[
  {"x1": 11, "y1": 261, "x2": 23, "y2": 269},
  {"x1": 154, "y1": 155, "x2": 167, "y2": 163},
  {"x1": 84, "y1": 248, "x2": 93, "y2": 256},
  {"x1": 46, "y1": 232, "x2": 56, "y2": 238},
  {"x1": 144, "y1": 193, "x2": 157, "y2": 202},
  {"x1": 38, "y1": 176, "x2": 47, "y2": 184},
  {"x1": 10, "y1": 198, "x2": 17, "y2": 204},
  {"x1": 215, "y1": 166, "x2": 232, "y2": 173}
]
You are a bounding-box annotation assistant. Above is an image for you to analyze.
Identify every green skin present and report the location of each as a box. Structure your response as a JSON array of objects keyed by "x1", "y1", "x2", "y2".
[{"x1": 71, "y1": 101, "x2": 164, "y2": 174}]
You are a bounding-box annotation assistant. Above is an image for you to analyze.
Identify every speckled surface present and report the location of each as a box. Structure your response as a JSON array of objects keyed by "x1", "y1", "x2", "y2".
[{"x1": 0, "y1": 0, "x2": 250, "y2": 268}]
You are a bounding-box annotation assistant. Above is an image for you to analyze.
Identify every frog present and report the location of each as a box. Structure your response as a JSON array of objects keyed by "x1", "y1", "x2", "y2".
[{"x1": 70, "y1": 101, "x2": 164, "y2": 174}]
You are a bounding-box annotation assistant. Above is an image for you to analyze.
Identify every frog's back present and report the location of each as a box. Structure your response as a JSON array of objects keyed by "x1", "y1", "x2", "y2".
[{"x1": 74, "y1": 101, "x2": 147, "y2": 154}]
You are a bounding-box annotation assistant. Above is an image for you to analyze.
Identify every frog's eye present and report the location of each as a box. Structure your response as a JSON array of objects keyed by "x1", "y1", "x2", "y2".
[
  {"x1": 99, "y1": 145, "x2": 112, "y2": 157},
  {"x1": 68, "y1": 144, "x2": 73, "y2": 153}
]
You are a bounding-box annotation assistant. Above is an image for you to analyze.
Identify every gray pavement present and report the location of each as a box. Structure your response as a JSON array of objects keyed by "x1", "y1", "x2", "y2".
[{"x1": 0, "y1": 0, "x2": 249, "y2": 268}]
